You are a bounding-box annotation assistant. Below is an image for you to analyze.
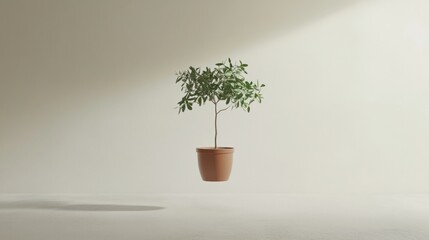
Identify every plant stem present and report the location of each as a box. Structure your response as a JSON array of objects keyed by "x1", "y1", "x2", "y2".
[{"x1": 214, "y1": 102, "x2": 218, "y2": 148}]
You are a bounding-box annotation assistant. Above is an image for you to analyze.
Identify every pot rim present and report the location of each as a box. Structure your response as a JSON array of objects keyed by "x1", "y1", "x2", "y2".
[{"x1": 196, "y1": 147, "x2": 234, "y2": 153}]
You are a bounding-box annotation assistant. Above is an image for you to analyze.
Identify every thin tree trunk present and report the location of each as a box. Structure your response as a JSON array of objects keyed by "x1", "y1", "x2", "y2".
[{"x1": 214, "y1": 102, "x2": 218, "y2": 148}]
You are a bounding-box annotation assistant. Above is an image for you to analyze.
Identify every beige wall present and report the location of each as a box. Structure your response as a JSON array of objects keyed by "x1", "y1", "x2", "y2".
[{"x1": 1, "y1": 0, "x2": 428, "y2": 194}]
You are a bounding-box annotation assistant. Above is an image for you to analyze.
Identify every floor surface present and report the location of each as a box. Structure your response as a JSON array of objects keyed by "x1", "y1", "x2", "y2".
[{"x1": 1, "y1": 194, "x2": 429, "y2": 240}]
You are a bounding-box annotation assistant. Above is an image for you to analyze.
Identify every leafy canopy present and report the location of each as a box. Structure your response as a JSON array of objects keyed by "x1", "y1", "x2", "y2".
[{"x1": 176, "y1": 58, "x2": 265, "y2": 113}]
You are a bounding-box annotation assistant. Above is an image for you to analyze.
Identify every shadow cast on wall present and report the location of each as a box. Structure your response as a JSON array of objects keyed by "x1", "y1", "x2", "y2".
[
  {"x1": 0, "y1": 200, "x2": 165, "y2": 212},
  {"x1": 0, "y1": 0, "x2": 364, "y2": 124}
]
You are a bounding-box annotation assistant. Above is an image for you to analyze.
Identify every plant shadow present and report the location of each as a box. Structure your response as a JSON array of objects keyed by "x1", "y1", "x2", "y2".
[{"x1": 0, "y1": 200, "x2": 165, "y2": 212}]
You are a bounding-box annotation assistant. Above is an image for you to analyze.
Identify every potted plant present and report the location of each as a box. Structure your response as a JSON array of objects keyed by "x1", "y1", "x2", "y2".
[{"x1": 176, "y1": 58, "x2": 265, "y2": 181}]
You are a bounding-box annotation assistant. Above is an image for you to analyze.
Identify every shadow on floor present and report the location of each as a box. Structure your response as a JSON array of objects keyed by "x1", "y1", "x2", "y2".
[
  {"x1": 60, "y1": 204, "x2": 164, "y2": 211},
  {"x1": 0, "y1": 200, "x2": 165, "y2": 211}
]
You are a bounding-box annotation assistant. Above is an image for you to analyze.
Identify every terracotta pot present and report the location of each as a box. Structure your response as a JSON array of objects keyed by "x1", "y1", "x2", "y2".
[{"x1": 196, "y1": 147, "x2": 234, "y2": 181}]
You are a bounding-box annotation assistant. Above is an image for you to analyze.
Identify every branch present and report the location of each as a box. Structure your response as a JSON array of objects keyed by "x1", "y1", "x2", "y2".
[
  {"x1": 216, "y1": 105, "x2": 231, "y2": 114},
  {"x1": 210, "y1": 95, "x2": 217, "y2": 104},
  {"x1": 211, "y1": 96, "x2": 220, "y2": 104}
]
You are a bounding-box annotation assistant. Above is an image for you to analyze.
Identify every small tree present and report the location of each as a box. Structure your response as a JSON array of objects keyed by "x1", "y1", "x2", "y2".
[{"x1": 176, "y1": 58, "x2": 265, "y2": 148}]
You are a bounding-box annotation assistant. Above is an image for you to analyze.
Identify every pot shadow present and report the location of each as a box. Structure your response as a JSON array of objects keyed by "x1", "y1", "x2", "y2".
[
  {"x1": 0, "y1": 200, "x2": 165, "y2": 212},
  {"x1": 60, "y1": 204, "x2": 164, "y2": 211}
]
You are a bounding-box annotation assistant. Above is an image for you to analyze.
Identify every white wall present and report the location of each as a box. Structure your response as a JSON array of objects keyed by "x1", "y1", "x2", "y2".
[{"x1": 1, "y1": 0, "x2": 428, "y2": 194}]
